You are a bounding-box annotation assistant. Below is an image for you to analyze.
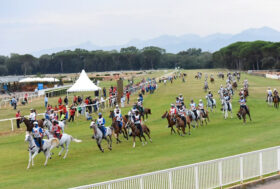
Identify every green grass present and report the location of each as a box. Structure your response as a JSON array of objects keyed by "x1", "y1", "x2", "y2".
[{"x1": 1, "y1": 69, "x2": 280, "y2": 189}]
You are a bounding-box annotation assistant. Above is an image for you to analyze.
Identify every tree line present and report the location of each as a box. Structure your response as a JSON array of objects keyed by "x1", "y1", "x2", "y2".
[
  {"x1": 0, "y1": 46, "x2": 212, "y2": 76},
  {"x1": 213, "y1": 41, "x2": 280, "y2": 70}
]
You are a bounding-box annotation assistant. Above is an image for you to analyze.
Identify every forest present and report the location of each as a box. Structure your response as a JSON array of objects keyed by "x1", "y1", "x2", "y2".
[{"x1": 0, "y1": 41, "x2": 279, "y2": 76}]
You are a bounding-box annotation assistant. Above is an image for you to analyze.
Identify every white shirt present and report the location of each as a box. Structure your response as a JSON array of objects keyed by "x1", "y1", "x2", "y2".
[
  {"x1": 29, "y1": 112, "x2": 36, "y2": 121},
  {"x1": 198, "y1": 103, "x2": 204, "y2": 109},
  {"x1": 190, "y1": 103, "x2": 196, "y2": 110}
]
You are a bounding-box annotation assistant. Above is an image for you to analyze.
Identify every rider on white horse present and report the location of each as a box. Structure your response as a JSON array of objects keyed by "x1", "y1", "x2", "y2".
[
  {"x1": 207, "y1": 91, "x2": 214, "y2": 104},
  {"x1": 224, "y1": 92, "x2": 232, "y2": 111},
  {"x1": 267, "y1": 87, "x2": 273, "y2": 101},
  {"x1": 32, "y1": 121, "x2": 44, "y2": 152},
  {"x1": 97, "y1": 113, "x2": 106, "y2": 138},
  {"x1": 190, "y1": 99, "x2": 197, "y2": 120},
  {"x1": 52, "y1": 120, "x2": 62, "y2": 139}
]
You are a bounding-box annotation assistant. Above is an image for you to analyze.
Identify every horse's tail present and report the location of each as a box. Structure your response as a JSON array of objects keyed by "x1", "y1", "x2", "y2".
[
  {"x1": 71, "y1": 136, "x2": 82, "y2": 143},
  {"x1": 50, "y1": 138, "x2": 60, "y2": 147}
]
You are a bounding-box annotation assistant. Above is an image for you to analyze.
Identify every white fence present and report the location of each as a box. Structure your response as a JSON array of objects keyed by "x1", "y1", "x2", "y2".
[{"x1": 71, "y1": 146, "x2": 280, "y2": 189}]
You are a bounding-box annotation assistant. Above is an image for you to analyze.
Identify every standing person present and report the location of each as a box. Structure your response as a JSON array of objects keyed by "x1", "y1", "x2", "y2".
[
  {"x1": 126, "y1": 91, "x2": 130, "y2": 104},
  {"x1": 44, "y1": 95, "x2": 48, "y2": 108},
  {"x1": 64, "y1": 96, "x2": 68, "y2": 105},
  {"x1": 68, "y1": 108, "x2": 75, "y2": 122},
  {"x1": 103, "y1": 87, "x2": 107, "y2": 99},
  {"x1": 58, "y1": 97, "x2": 62, "y2": 105},
  {"x1": 16, "y1": 110, "x2": 21, "y2": 129},
  {"x1": 11, "y1": 97, "x2": 17, "y2": 110},
  {"x1": 24, "y1": 93, "x2": 28, "y2": 104},
  {"x1": 73, "y1": 95, "x2": 78, "y2": 105}
]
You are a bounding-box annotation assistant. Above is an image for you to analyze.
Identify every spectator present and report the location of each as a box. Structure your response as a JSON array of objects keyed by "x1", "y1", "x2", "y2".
[
  {"x1": 100, "y1": 96, "x2": 105, "y2": 109},
  {"x1": 68, "y1": 108, "x2": 76, "y2": 122},
  {"x1": 103, "y1": 87, "x2": 107, "y2": 99},
  {"x1": 11, "y1": 97, "x2": 17, "y2": 110},
  {"x1": 85, "y1": 110, "x2": 92, "y2": 120},
  {"x1": 44, "y1": 95, "x2": 48, "y2": 108},
  {"x1": 73, "y1": 95, "x2": 78, "y2": 105},
  {"x1": 126, "y1": 91, "x2": 130, "y2": 104},
  {"x1": 16, "y1": 110, "x2": 21, "y2": 129},
  {"x1": 24, "y1": 93, "x2": 28, "y2": 104},
  {"x1": 58, "y1": 97, "x2": 62, "y2": 105},
  {"x1": 121, "y1": 95, "x2": 125, "y2": 108},
  {"x1": 64, "y1": 96, "x2": 68, "y2": 105}
]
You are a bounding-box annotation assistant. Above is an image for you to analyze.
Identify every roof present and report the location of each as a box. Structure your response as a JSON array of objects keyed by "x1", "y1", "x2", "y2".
[
  {"x1": 0, "y1": 76, "x2": 25, "y2": 83},
  {"x1": 19, "y1": 77, "x2": 59, "y2": 83},
  {"x1": 67, "y1": 70, "x2": 101, "y2": 92}
]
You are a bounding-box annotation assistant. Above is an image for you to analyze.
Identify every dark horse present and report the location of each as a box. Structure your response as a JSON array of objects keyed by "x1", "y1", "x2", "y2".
[
  {"x1": 126, "y1": 120, "x2": 152, "y2": 148},
  {"x1": 237, "y1": 106, "x2": 252, "y2": 123},
  {"x1": 111, "y1": 117, "x2": 129, "y2": 143},
  {"x1": 141, "y1": 108, "x2": 152, "y2": 120},
  {"x1": 273, "y1": 94, "x2": 279, "y2": 109},
  {"x1": 20, "y1": 117, "x2": 44, "y2": 132},
  {"x1": 161, "y1": 111, "x2": 191, "y2": 136}
]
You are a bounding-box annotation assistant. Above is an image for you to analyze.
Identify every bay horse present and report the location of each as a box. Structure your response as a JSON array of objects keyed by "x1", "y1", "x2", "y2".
[
  {"x1": 20, "y1": 117, "x2": 44, "y2": 132},
  {"x1": 142, "y1": 108, "x2": 152, "y2": 120},
  {"x1": 237, "y1": 106, "x2": 252, "y2": 123},
  {"x1": 111, "y1": 117, "x2": 128, "y2": 143},
  {"x1": 210, "y1": 77, "x2": 215, "y2": 83},
  {"x1": 126, "y1": 120, "x2": 152, "y2": 148},
  {"x1": 161, "y1": 111, "x2": 191, "y2": 135},
  {"x1": 232, "y1": 82, "x2": 238, "y2": 90},
  {"x1": 161, "y1": 111, "x2": 176, "y2": 134},
  {"x1": 273, "y1": 94, "x2": 279, "y2": 109}
]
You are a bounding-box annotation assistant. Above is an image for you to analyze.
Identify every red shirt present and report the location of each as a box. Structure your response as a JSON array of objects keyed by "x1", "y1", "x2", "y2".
[
  {"x1": 85, "y1": 99, "x2": 89, "y2": 105},
  {"x1": 16, "y1": 112, "x2": 21, "y2": 119},
  {"x1": 70, "y1": 109, "x2": 75, "y2": 116},
  {"x1": 63, "y1": 107, "x2": 67, "y2": 114},
  {"x1": 58, "y1": 98, "x2": 62, "y2": 104},
  {"x1": 52, "y1": 124, "x2": 61, "y2": 134},
  {"x1": 54, "y1": 107, "x2": 58, "y2": 111},
  {"x1": 126, "y1": 92, "x2": 130, "y2": 98},
  {"x1": 74, "y1": 96, "x2": 77, "y2": 102}
]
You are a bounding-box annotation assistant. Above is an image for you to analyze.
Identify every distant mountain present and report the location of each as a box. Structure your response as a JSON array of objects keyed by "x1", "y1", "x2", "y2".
[{"x1": 32, "y1": 27, "x2": 280, "y2": 57}]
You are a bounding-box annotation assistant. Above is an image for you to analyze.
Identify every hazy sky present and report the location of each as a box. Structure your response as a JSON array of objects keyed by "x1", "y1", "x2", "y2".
[{"x1": 1, "y1": 0, "x2": 280, "y2": 55}]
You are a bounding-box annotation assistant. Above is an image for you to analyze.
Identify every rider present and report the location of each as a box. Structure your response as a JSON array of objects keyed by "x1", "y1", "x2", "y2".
[
  {"x1": 239, "y1": 96, "x2": 248, "y2": 113},
  {"x1": 115, "y1": 109, "x2": 123, "y2": 131},
  {"x1": 208, "y1": 91, "x2": 214, "y2": 104},
  {"x1": 175, "y1": 97, "x2": 181, "y2": 109},
  {"x1": 52, "y1": 120, "x2": 62, "y2": 139},
  {"x1": 224, "y1": 92, "x2": 231, "y2": 110},
  {"x1": 97, "y1": 113, "x2": 106, "y2": 137},
  {"x1": 169, "y1": 104, "x2": 177, "y2": 122},
  {"x1": 198, "y1": 99, "x2": 205, "y2": 116},
  {"x1": 267, "y1": 87, "x2": 273, "y2": 101},
  {"x1": 45, "y1": 110, "x2": 50, "y2": 120},
  {"x1": 132, "y1": 109, "x2": 143, "y2": 136},
  {"x1": 274, "y1": 88, "x2": 279, "y2": 96},
  {"x1": 178, "y1": 94, "x2": 184, "y2": 104},
  {"x1": 29, "y1": 109, "x2": 36, "y2": 124},
  {"x1": 114, "y1": 104, "x2": 121, "y2": 115},
  {"x1": 190, "y1": 99, "x2": 197, "y2": 120},
  {"x1": 137, "y1": 98, "x2": 144, "y2": 113},
  {"x1": 32, "y1": 121, "x2": 44, "y2": 152},
  {"x1": 178, "y1": 105, "x2": 186, "y2": 125}
]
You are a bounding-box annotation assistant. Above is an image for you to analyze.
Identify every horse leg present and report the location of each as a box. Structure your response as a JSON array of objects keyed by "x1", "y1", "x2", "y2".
[
  {"x1": 63, "y1": 141, "x2": 70, "y2": 159},
  {"x1": 138, "y1": 135, "x2": 145, "y2": 146},
  {"x1": 97, "y1": 139, "x2": 104, "y2": 152},
  {"x1": 58, "y1": 144, "x2": 64, "y2": 156},
  {"x1": 44, "y1": 149, "x2": 50, "y2": 166},
  {"x1": 31, "y1": 151, "x2": 38, "y2": 167},
  {"x1": 117, "y1": 133, "x2": 122, "y2": 143},
  {"x1": 171, "y1": 126, "x2": 175, "y2": 135},
  {"x1": 133, "y1": 136, "x2": 136, "y2": 148},
  {"x1": 109, "y1": 135, "x2": 112, "y2": 150},
  {"x1": 142, "y1": 133, "x2": 147, "y2": 144},
  {"x1": 27, "y1": 151, "x2": 32, "y2": 169}
]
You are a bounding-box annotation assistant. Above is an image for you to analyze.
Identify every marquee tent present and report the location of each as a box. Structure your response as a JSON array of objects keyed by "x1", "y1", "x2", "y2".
[{"x1": 67, "y1": 70, "x2": 101, "y2": 92}]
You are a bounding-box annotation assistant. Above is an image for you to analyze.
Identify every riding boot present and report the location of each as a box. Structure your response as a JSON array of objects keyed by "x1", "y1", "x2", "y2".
[{"x1": 38, "y1": 138, "x2": 43, "y2": 153}]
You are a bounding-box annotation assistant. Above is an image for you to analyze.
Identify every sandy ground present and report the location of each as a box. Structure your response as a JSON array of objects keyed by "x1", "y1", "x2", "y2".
[{"x1": 250, "y1": 179, "x2": 280, "y2": 189}]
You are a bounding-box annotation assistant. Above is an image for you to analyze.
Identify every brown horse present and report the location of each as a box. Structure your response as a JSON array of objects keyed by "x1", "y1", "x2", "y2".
[
  {"x1": 244, "y1": 89, "x2": 249, "y2": 98},
  {"x1": 126, "y1": 120, "x2": 152, "y2": 148},
  {"x1": 232, "y1": 82, "x2": 238, "y2": 90},
  {"x1": 210, "y1": 77, "x2": 214, "y2": 83},
  {"x1": 111, "y1": 117, "x2": 128, "y2": 143},
  {"x1": 142, "y1": 108, "x2": 152, "y2": 120},
  {"x1": 197, "y1": 109, "x2": 209, "y2": 126},
  {"x1": 273, "y1": 95, "x2": 279, "y2": 109},
  {"x1": 237, "y1": 106, "x2": 252, "y2": 123},
  {"x1": 20, "y1": 117, "x2": 44, "y2": 132},
  {"x1": 161, "y1": 111, "x2": 191, "y2": 135}
]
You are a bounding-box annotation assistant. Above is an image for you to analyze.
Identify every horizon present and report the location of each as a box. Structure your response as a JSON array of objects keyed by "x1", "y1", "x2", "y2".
[{"x1": 1, "y1": 0, "x2": 280, "y2": 56}]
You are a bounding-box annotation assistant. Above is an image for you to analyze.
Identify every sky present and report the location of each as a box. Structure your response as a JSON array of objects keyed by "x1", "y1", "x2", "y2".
[{"x1": 1, "y1": 0, "x2": 280, "y2": 55}]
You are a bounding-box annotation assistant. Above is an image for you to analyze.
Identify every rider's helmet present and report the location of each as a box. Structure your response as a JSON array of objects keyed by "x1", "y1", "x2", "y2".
[
  {"x1": 33, "y1": 121, "x2": 38, "y2": 125},
  {"x1": 208, "y1": 90, "x2": 211, "y2": 93},
  {"x1": 199, "y1": 99, "x2": 202, "y2": 102},
  {"x1": 171, "y1": 104, "x2": 175, "y2": 107},
  {"x1": 116, "y1": 104, "x2": 119, "y2": 108},
  {"x1": 98, "y1": 113, "x2": 102, "y2": 117},
  {"x1": 179, "y1": 94, "x2": 182, "y2": 97},
  {"x1": 190, "y1": 99, "x2": 194, "y2": 103},
  {"x1": 268, "y1": 87, "x2": 271, "y2": 90},
  {"x1": 274, "y1": 88, "x2": 277, "y2": 91}
]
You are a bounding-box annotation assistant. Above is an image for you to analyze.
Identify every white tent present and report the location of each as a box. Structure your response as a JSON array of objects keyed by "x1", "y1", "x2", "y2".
[{"x1": 67, "y1": 70, "x2": 101, "y2": 92}]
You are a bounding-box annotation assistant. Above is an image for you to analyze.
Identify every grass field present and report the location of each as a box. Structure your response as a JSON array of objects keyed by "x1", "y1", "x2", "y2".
[{"x1": 1, "y1": 69, "x2": 280, "y2": 189}]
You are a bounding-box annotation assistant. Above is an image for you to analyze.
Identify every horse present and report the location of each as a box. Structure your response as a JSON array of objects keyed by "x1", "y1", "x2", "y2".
[
  {"x1": 20, "y1": 117, "x2": 44, "y2": 132},
  {"x1": 185, "y1": 110, "x2": 199, "y2": 128},
  {"x1": 221, "y1": 99, "x2": 233, "y2": 119},
  {"x1": 237, "y1": 106, "x2": 252, "y2": 123},
  {"x1": 126, "y1": 120, "x2": 152, "y2": 148},
  {"x1": 25, "y1": 132, "x2": 59, "y2": 169},
  {"x1": 210, "y1": 77, "x2": 214, "y2": 83},
  {"x1": 232, "y1": 82, "x2": 238, "y2": 90},
  {"x1": 244, "y1": 88, "x2": 249, "y2": 98},
  {"x1": 203, "y1": 83, "x2": 209, "y2": 92},
  {"x1": 197, "y1": 109, "x2": 209, "y2": 125},
  {"x1": 273, "y1": 94, "x2": 279, "y2": 109},
  {"x1": 161, "y1": 111, "x2": 177, "y2": 134},
  {"x1": 111, "y1": 117, "x2": 128, "y2": 143},
  {"x1": 206, "y1": 96, "x2": 216, "y2": 112},
  {"x1": 43, "y1": 119, "x2": 66, "y2": 133},
  {"x1": 46, "y1": 131, "x2": 82, "y2": 159},
  {"x1": 174, "y1": 115, "x2": 187, "y2": 136},
  {"x1": 90, "y1": 122, "x2": 113, "y2": 152},
  {"x1": 267, "y1": 95, "x2": 273, "y2": 106},
  {"x1": 142, "y1": 108, "x2": 152, "y2": 120}
]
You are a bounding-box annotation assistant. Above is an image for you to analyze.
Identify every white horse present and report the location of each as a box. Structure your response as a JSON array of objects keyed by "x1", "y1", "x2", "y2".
[
  {"x1": 267, "y1": 95, "x2": 273, "y2": 106},
  {"x1": 221, "y1": 99, "x2": 233, "y2": 119},
  {"x1": 43, "y1": 119, "x2": 66, "y2": 133},
  {"x1": 25, "y1": 132, "x2": 59, "y2": 169},
  {"x1": 206, "y1": 96, "x2": 216, "y2": 112},
  {"x1": 90, "y1": 121, "x2": 113, "y2": 152}
]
